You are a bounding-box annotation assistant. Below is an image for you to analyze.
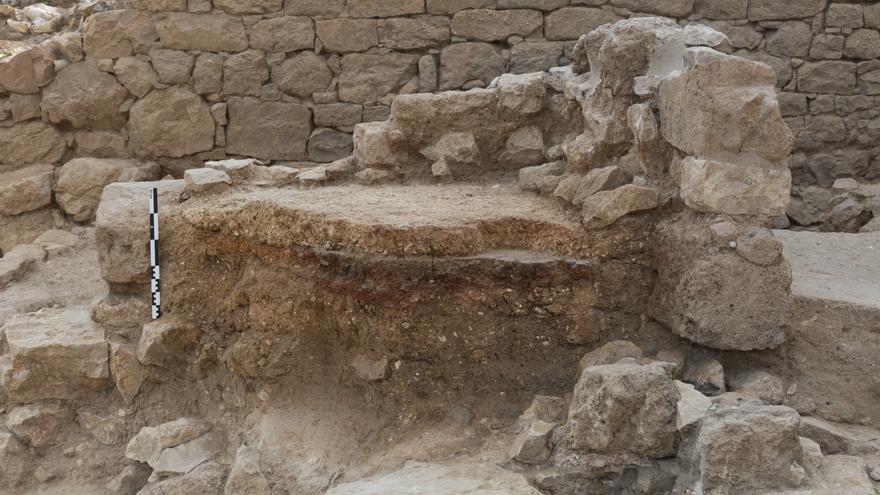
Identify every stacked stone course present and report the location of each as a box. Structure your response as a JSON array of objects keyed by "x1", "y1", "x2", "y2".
[{"x1": 0, "y1": 0, "x2": 879, "y2": 235}]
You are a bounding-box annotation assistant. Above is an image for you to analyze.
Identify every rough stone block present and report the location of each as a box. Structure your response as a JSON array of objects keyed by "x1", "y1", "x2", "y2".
[{"x1": 226, "y1": 98, "x2": 312, "y2": 161}]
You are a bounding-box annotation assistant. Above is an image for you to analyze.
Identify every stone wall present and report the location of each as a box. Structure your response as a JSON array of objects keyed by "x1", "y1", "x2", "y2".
[{"x1": 0, "y1": 0, "x2": 879, "y2": 227}]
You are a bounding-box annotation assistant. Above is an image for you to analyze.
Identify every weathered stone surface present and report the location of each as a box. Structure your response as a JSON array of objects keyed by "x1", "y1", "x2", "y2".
[
  {"x1": 0, "y1": 243, "x2": 45, "y2": 289},
  {"x1": 33, "y1": 229, "x2": 78, "y2": 255},
  {"x1": 378, "y1": 16, "x2": 450, "y2": 50},
  {"x1": 151, "y1": 432, "x2": 223, "y2": 475},
  {"x1": 799, "y1": 416, "x2": 880, "y2": 457},
  {"x1": 316, "y1": 18, "x2": 378, "y2": 52},
  {"x1": 669, "y1": 253, "x2": 791, "y2": 351},
  {"x1": 518, "y1": 161, "x2": 565, "y2": 194},
  {"x1": 572, "y1": 166, "x2": 629, "y2": 206},
  {"x1": 501, "y1": 126, "x2": 544, "y2": 167},
  {"x1": 308, "y1": 128, "x2": 353, "y2": 163},
  {"x1": 1, "y1": 308, "x2": 109, "y2": 402},
  {"x1": 545, "y1": 8, "x2": 621, "y2": 41},
  {"x1": 439, "y1": 42, "x2": 505, "y2": 90},
  {"x1": 314, "y1": 103, "x2": 363, "y2": 130},
  {"x1": 510, "y1": 42, "x2": 563, "y2": 73},
  {"x1": 114, "y1": 57, "x2": 159, "y2": 98},
  {"x1": 192, "y1": 53, "x2": 223, "y2": 95},
  {"x1": 0, "y1": 164, "x2": 53, "y2": 216},
  {"x1": 844, "y1": 29, "x2": 880, "y2": 60},
  {"x1": 138, "y1": 316, "x2": 201, "y2": 368},
  {"x1": 185, "y1": 168, "x2": 232, "y2": 194},
  {"x1": 327, "y1": 462, "x2": 540, "y2": 494},
  {"x1": 610, "y1": 0, "x2": 694, "y2": 17},
  {"x1": 577, "y1": 340, "x2": 643, "y2": 372},
  {"x1": 675, "y1": 381, "x2": 712, "y2": 431},
  {"x1": 0, "y1": 121, "x2": 66, "y2": 166},
  {"x1": 496, "y1": 72, "x2": 545, "y2": 114},
  {"x1": 6, "y1": 403, "x2": 71, "y2": 447},
  {"x1": 748, "y1": 0, "x2": 826, "y2": 21},
  {"x1": 96, "y1": 180, "x2": 186, "y2": 284},
  {"x1": 581, "y1": 185, "x2": 658, "y2": 229},
  {"x1": 250, "y1": 16, "x2": 314, "y2": 52},
  {"x1": 687, "y1": 405, "x2": 805, "y2": 493},
  {"x1": 128, "y1": 88, "x2": 215, "y2": 158},
  {"x1": 348, "y1": 0, "x2": 425, "y2": 18},
  {"x1": 798, "y1": 61, "x2": 857, "y2": 95},
  {"x1": 157, "y1": 13, "x2": 248, "y2": 52},
  {"x1": 82, "y1": 9, "x2": 157, "y2": 59},
  {"x1": 735, "y1": 228, "x2": 783, "y2": 266},
  {"x1": 225, "y1": 445, "x2": 270, "y2": 495},
  {"x1": 339, "y1": 52, "x2": 418, "y2": 104},
  {"x1": 510, "y1": 420, "x2": 556, "y2": 464},
  {"x1": 826, "y1": 3, "x2": 864, "y2": 29},
  {"x1": 137, "y1": 461, "x2": 227, "y2": 495},
  {"x1": 659, "y1": 57, "x2": 794, "y2": 163},
  {"x1": 223, "y1": 50, "x2": 268, "y2": 96},
  {"x1": 565, "y1": 362, "x2": 678, "y2": 457},
  {"x1": 226, "y1": 98, "x2": 312, "y2": 160},
  {"x1": 130, "y1": 0, "x2": 186, "y2": 10},
  {"x1": 6, "y1": 93, "x2": 40, "y2": 123},
  {"x1": 766, "y1": 21, "x2": 812, "y2": 58},
  {"x1": 674, "y1": 157, "x2": 791, "y2": 216},
  {"x1": 0, "y1": 45, "x2": 55, "y2": 94},
  {"x1": 427, "y1": 0, "x2": 493, "y2": 15},
  {"x1": 41, "y1": 61, "x2": 128, "y2": 129},
  {"x1": 0, "y1": 431, "x2": 27, "y2": 485},
  {"x1": 149, "y1": 48, "x2": 194, "y2": 85},
  {"x1": 55, "y1": 158, "x2": 160, "y2": 223},
  {"x1": 451, "y1": 9, "x2": 542, "y2": 41},
  {"x1": 214, "y1": 0, "x2": 282, "y2": 14},
  {"x1": 867, "y1": 4, "x2": 880, "y2": 30},
  {"x1": 126, "y1": 418, "x2": 212, "y2": 465},
  {"x1": 110, "y1": 342, "x2": 148, "y2": 405},
  {"x1": 284, "y1": 0, "x2": 345, "y2": 16},
  {"x1": 272, "y1": 52, "x2": 333, "y2": 97},
  {"x1": 695, "y1": 0, "x2": 747, "y2": 20}
]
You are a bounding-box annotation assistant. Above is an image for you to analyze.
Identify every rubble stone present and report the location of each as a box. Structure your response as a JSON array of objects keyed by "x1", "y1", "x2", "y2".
[
  {"x1": 510, "y1": 420, "x2": 556, "y2": 464},
  {"x1": 735, "y1": 228, "x2": 783, "y2": 266},
  {"x1": 339, "y1": 52, "x2": 418, "y2": 104},
  {"x1": 0, "y1": 164, "x2": 54, "y2": 217},
  {"x1": 56, "y1": 158, "x2": 160, "y2": 222},
  {"x1": 674, "y1": 380, "x2": 712, "y2": 430},
  {"x1": 581, "y1": 185, "x2": 658, "y2": 229},
  {"x1": 451, "y1": 9, "x2": 542, "y2": 42},
  {"x1": 0, "y1": 244, "x2": 45, "y2": 288},
  {"x1": 125, "y1": 418, "x2": 212, "y2": 465},
  {"x1": 2, "y1": 308, "x2": 109, "y2": 402},
  {"x1": 114, "y1": 57, "x2": 159, "y2": 98},
  {"x1": 226, "y1": 98, "x2": 312, "y2": 161},
  {"x1": 138, "y1": 316, "x2": 201, "y2": 368},
  {"x1": 729, "y1": 370, "x2": 784, "y2": 405},
  {"x1": 273, "y1": 52, "x2": 332, "y2": 98},
  {"x1": 251, "y1": 16, "x2": 314, "y2": 52},
  {"x1": 225, "y1": 445, "x2": 270, "y2": 495},
  {"x1": 0, "y1": 45, "x2": 55, "y2": 94},
  {"x1": 0, "y1": 121, "x2": 66, "y2": 166},
  {"x1": 439, "y1": 42, "x2": 505, "y2": 90},
  {"x1": 157, "y1": 13, "x2": 248, "y2": 52},
  {"x1": 564, "y1": 362, "x2": 678, "y2": 458},
  {"x1": 351, "y1": 355, "x2": 390, "y2": 382},
  {"x1": 137, "y1": 461, "x2": 227, "y2": 495},
  {"x1": 110, "y1": 342, "x2": 148, "y2": 405},
  {"x1": 82, "y1": 9, "x2": 157, "y2": 59},
  {"x1": 682, "y1": 353, "x2": 726, "y2": 396},
  {"x1": 6, "y1": 403, "x2": 71, "y2": 448},
  {"x1": 674, "y1": 157, "x2": 791, "y2": 216}
]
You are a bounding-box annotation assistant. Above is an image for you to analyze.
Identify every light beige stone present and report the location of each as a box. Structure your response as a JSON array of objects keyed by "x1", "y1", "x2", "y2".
[
  {"x1": 674, "y1": 157, "x2": 791, "y2": 216},
  {"x1": 55, "y1": 158, "x2": 160, "y2": 223},
  {"x1": 41, "y1": 60, "x2": 129, "y2": 129},
  {"x1": 156, "y1": 13, "x2": 248, "y2": 52},
  {"x1": 581, "y1": 185, "x2": 658, "y2": 229},
  {"x1": 226, "y1": 98, "x2": 312, "y2": 161},
  {"x1": 128, "y1": 87, "x2": 216, "y2": 158},
  {"x1": 0, "y1": 164, "x2": 54, "y2": 216}
]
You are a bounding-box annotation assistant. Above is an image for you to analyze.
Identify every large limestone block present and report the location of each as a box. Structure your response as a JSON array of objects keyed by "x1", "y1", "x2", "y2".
[
  {"x1": 156, "y1": 13, "x2": 248, "y2": 52},
  {"x1": 545, "y1": 7, "x2": 621, "y2": 41},
  {"x1": 126, "y1": 418, "x2": 212, "y2": 465},
  {"x1": 338, "y1": 52, "x2": 418, "y2": 104},
  {"x1": 5, "y1": 403, "x2": 72, "y2": 447},
  {"x1": 581, "y1": 185, "x2": 658, "y2": 229},
  {"x1": 659, "y1": 57, "x2": 794, "y2": 164},
  {"x1": 687, "y1": 405, "x2": 806, "y2": 493},
  {"x1": 451, "y1": 9, "x2": 542, "y2": 42},
  {"x1": 250, "y1": 16, "x2": 314, "y2": 52},
  {"x1": 347, "y1": 0, "x2": 425, "y2": 18},
  {"x1": 55, "y1": 158, "x2": 160, "y2": 223},
  {"x1": 214, "y1": 0, "x2": 282, "y2": 14},
  {"x1": 95, "y1": 180, "x2": 185, "y2": 285},
  {"x1": 226, "y1": 98, "x2": 311, "y2": 161},
  {"x1": 130, "y1": 0, "x2": 186, "y2": 10},
  {"x1": 674, "y1": 157, "x2": 791, "y2": 216},
  {"x1": 610, "y1": 0, "x2": 694, "y2": 17},
  {"x1": 564, "y1": 362, "x2": 678, "y2": 458},
  {"x1": 272, "y1": 52, "x2": 333, "y2": 98},
  {"x1": 669, "y1": 253, "x2": 791, "y2": 351},
  {"x1": 114, "y1": 57, "x2": 159, "y2": 98},
  {"x1": 439, "y1": 42, "x2": 505, "y2": 90},
  {"x1": 41, "y1": 61, "x2": 129, "y2": 129},
  {"x1": 1, "y1": 308, "x2": 109, "y2": 402},
  {"x1": 378, "y1": 16, "x2": 450, "y2": 50},
  {"x1": 128, "y1": 87, "x2": 215, "y2": 158},
  {"x1": 0, "y1": 121, "x2": 66, "y2": 166},
  {"x1": 748, "y1": 0, "x2": 827, "y2": 21},
  {"x1": 316, "y1": 19, "x2": 378, "y2": 52},
  {"x1": 82, "y1": 9, "x2": 157, "y2": 59},
  {"x1": 0, "y1": 45, "x2": 55, "y2": 94},
  {"x1": 0, "y1": 164, "x2": 54, "y2": 216}
]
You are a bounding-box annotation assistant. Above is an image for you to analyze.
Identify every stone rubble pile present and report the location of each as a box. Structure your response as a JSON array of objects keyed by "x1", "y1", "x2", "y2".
[{"x1": 509, "y1": 340, "x2": 879, "y2": 495}]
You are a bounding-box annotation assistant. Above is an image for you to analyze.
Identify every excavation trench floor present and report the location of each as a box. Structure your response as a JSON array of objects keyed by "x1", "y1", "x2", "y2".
[{"x1": 775, "y1": 230, "x2": 880, "y2": 309}]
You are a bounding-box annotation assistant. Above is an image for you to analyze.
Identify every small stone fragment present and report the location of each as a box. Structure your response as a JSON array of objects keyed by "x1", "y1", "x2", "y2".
[
  {"x1": 578, "y1": 340, "x2": 643, "y2": 373},
  {"x1": 683, "y1": 353, "x2": 726, "y2": 396},
  {"x1": 351, "y1": 355, "x2": 390, "y2": 382},
  {"x1": 735, "y1": 228, "x2": 783, "y2": 266},
  {"x1": 510, "y1": 420, "x2": 556, "y2": 464},
  {"x1": 225, "y1": 445, "x2": 270, "y2": 495},
  {"x1": 137, "y1": 316, "x2": 201, "y2": 368},
  {"x1": 6, "y1": 403, "x2": 72, "y2": 448},
  {"x1": 674, "y1": 380, "x2": 712, "y2": 431},
  {"x1": 581, "y1": 185, "x2": 658, "y2": 229},
  {"x1": 184, "y1": 168, "x2": 232, "y2": 194}
]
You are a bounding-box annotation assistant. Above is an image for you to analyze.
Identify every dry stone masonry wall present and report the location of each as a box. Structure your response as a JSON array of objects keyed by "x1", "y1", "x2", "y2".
[{"x1": 1, "y1": 0, "x2": 880, "y2": 247}]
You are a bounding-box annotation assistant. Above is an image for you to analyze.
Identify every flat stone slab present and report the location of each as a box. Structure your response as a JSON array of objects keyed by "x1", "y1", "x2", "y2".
[
  {"x1": 774, "y1": 230, "x2": 880, "y2": 310},
  {"x1": 179, "y1": 183, "x2": 644, "y2": 258},
  {"x1": 326, "y1": 462, "x2": 541, "y2": 495},
  {"x1": 1, "y1": 307, "x2": 109, "y2": 401}
]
